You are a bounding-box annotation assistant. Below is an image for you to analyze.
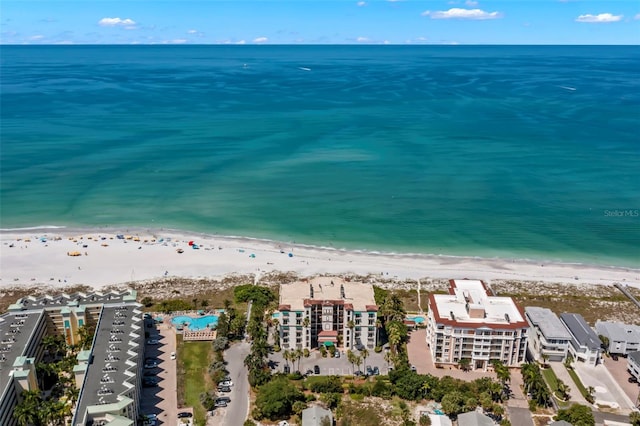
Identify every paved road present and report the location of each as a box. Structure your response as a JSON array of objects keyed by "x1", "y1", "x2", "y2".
[
  {"x1": 220, "y1": 341, "x2": 251, "y2": 426},
  {"x1": 593, "y1": 411, "x2": 634, "y2": 426},
  {"x1": 507, "y1": 407, "x2": 534, "y2": 426}
]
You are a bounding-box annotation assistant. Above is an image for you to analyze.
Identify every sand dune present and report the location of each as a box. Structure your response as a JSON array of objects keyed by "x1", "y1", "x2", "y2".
[{"x1": 1, "y1": 227, "x2": 639, "y2": 290}]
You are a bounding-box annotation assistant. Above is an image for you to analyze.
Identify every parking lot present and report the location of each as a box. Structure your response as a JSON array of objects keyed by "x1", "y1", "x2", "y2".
[
  {"x1": 268, "y1": 347, "x2": 389, "y2": 376},
  {"x1": 603, "y1": 355, "x2": 640, "y2": 408},
  {"x1": 139, "y1": 319, "x2": 179, "y2": 425}
]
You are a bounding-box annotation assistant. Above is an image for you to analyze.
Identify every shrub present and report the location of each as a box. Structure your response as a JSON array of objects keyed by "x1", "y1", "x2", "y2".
[
  {"x1": 374, "y1": 346, "x2": 382, "y2": 353},
  {"x1": 273, "y1": 345, "x2": 281, "y2": 352}
]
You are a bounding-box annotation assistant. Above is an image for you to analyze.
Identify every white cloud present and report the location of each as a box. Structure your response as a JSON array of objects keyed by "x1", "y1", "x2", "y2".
[
  {"x1": 465, "y1": 0, "x2": 478, "y2": 6},
  {"x1": 422, "y1": 8, "x2": 502, "y2": 20},
  {"x1": 356, "y1": 36, "x2": 370, "y2": 42},
  {"x1": 164, "y1": 39, "x2": 187, "y2": 44},
  {"x1": 635, "y1": 13, "x2": 640, "y2": 20},
  {"x1": 98, "y1": 17, "x2": 137, "y2": 29},
  {"x1": 29, "y1": 35, "x2": 44, "y2": 40},
  {"x1": 357, "y1": 1, "x2": 366, "y2": 6},
  {"x1": 253, "y1": 36, "x2": 268, "y2": 43},
  {"x1": 187, "y1": 29, "x2": 198, "y2": 34},
  {"x1": 575, "y1": 13, "x2": 623, "y2": 23}
]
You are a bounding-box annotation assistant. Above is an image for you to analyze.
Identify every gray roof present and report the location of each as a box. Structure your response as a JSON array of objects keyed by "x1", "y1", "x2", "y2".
[
  {"x1": 595, "y1": 321, "x2": 640, "y2": 344},
  {"x1": 74, "y1": 304, "x2": 142, "y2": 424},
  {"x1": 560, "y1": 313, "x2": 601, "y2": 351},
  {"x1": 629, "y1": 351, "x2": 640, "y2": 366},
  {"x1": 549, "y1": 421, "x2": 572, "y2": 426},
  {"x1": 525, "y1": 307, "x2": 571, "y2": 340},
  {"x1": 457, "y1": 411, "x2": 494, "y2": 426},
  {"x1": 14, "y1": 290, "x2": 136, "y2": 310},
  {"x1": 0, "y1": 311, "x2": 45, "y2": 400},
  {"x1": 302, "y1": 405, "x2": 333, "y2": 426}
]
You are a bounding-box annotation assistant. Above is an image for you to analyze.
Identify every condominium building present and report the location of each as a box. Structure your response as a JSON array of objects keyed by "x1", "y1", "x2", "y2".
[
  {"x1": 559, "y1": 313, "x2": 602, "y2": 367},
  {"x1": 594, "y1": 320, "x2": 640, "y2": 356},
  {"x1": 0, "y1": 290, "x2": 143, "y2": 426},
  {"x1": 426, "y1": 279, "x2": 528, "y2": 371},
  {"x1": 525, "y1": 307, "x2": 572, "y2": 362},
  {"x1": 277, "y1": 277, "x2": 378, "y2": 350}
]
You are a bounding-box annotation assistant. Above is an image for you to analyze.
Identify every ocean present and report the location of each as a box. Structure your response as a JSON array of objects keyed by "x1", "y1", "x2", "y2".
[{"x1": 1, "y1": 45, "x2": 639, "y2": 267}]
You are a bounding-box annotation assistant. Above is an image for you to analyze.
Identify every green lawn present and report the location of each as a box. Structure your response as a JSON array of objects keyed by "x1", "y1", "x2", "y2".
[
  {"x1": 176, "y1": 337, "x2": 213, "y2": 426},
  {"x1": 541, "y1": 367, "x2": 559, "y2": 391},
  {"x1": 566, "y1": 367, "x2": 589, "y2": 399}
]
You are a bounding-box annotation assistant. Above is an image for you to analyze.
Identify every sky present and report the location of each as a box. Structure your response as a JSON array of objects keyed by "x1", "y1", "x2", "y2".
[{"x1": 1, "y1": 1, "x2": 639, "y2": 45}]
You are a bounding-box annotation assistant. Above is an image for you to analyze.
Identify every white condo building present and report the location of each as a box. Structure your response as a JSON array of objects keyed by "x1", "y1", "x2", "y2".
[
  {"x1": 277, "y1": 277, "x2": 378, "y2": 351},
  {"x1": 525, "y1": 307, "x2": 572, "y2": 362},
  {"x1": 426, "y1": 279, "x2": 528, "y2": 371}
]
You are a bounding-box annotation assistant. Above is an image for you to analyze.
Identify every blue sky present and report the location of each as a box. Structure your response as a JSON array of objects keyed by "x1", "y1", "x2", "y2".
[{"x1": 2, "y1": 1, "x2": 639, "y2": 45}]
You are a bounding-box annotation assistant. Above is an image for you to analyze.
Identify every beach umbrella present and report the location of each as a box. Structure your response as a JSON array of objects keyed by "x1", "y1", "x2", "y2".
[
  {"x1": 288, "y1": 253, "x2": 293, "y2": 258},
  {"x1": 188, "y1": 241, "x2": 194, "y2": 246}
]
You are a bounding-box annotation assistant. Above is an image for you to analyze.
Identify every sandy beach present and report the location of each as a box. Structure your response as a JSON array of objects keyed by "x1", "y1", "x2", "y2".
[{"x1": 1, "y1": 227, "x2": 639, "y2": 290}]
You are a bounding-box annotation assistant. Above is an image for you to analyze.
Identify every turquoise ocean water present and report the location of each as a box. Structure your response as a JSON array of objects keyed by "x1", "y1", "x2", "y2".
[{"x1": 1, "y1": 46, "x2": 639, "y2": 267}]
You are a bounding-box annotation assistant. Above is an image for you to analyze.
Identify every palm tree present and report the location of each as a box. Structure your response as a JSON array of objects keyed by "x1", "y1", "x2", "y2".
[
  {"x1": 283, "y1": 349, "x2": 291, "y2": 369},
  {"x1": 360, "y1": 348, "x2": 369, "y2": 370},
  {"x1": 347, "y1": 350, "x2": 356, "y2": 373},
  {"x1": 295, "y1": 348, "x2": 304, "y2": 371},
  {"x1": 541, "y1": 353, "x2": 549, "y2": 368},
  {"x1": 384, "y1": 351, "x2": 392, "y2": 369},
  {"x1": 375, "y1": 319, "x2": 382, "y2": 346},
  {"x1": 355, "y1": 355, "x2": 363, "y2": 373},
  {"x1": 458, "y1": 358, "x2": 471, "y2": 372}
]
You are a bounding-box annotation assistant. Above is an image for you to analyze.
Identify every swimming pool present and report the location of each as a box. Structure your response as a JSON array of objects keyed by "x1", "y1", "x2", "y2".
[
  {"x1": 407, "y1": 316, "x2": 425, "y2": 324},
  {"x1": 171, "y1": 315, "x2": 218, "y2": 331}
]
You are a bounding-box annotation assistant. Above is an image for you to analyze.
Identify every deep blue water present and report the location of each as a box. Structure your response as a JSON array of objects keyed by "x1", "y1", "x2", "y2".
[{"x1": 1, "y1": 45, "x2": 639, "y2": 266}]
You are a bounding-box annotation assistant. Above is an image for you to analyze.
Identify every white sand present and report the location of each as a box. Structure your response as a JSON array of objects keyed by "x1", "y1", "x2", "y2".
[{"x1": 1, "y1": 227, "x2": 639, "y2": 290}]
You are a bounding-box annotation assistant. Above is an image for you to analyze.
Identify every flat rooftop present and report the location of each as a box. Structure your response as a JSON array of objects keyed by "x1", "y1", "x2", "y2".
[
  {"x1": 0, "y1": 311, "x2": 44, "y2": 398},
  {"x1": 74, "y1": 304, "x2": 142, "y2": 422},
  {"x1": 430, "y1": 279, "x2": 526, "y2": 328},
  {"x1": 279, "y1": 277, "x2": 377, "y2": 312},
  {"x1": 525, "y1": 307, "x2": 571, "y2": 340}
]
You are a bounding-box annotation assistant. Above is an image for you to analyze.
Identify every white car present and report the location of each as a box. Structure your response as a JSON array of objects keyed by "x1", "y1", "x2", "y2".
[
  {"x1": 218, "y1": 380, "x2": 233, "y2": 387},
  {"x1": 170, "y1": 352, "x2": 176, "y2": 360}
]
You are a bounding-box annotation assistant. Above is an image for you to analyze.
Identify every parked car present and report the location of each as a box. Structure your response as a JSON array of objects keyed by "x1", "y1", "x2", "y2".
[
  {"x1": 214, "y1": 401, "x2": 227, "y2": 408},
  {"x1": 314, "y1": 365, "x2": 320, "y2": 375},
  {"x1": 366, "y1": 366, "x2": 373, "y2": 376},
  {"x1": 144, "y1": 362, "x2": 158, "y2": 369},
  {"x1": 373, "y1": 366, "x2": 380, "y2": 375},
  {"x1": 218, "y1": 386, "x2": 232, "y2": 393},
  {"x1": 410, "y1": 365, "x2": 417, "y2": 372},
  {"x1": 333, "y1": 351, "x2": 340, "y2": 358},
  {"x1": 611, "y1": 354, "x2": 619, "y2": 361},
  {"x1": 147, "y1": 339, "x2": 159, "y2": 345},
  {"x1": 216, "y1": 397, "x2": 231, "y2": 403},
  {"x1": 354, "y1": 371, "x2": 363, "y2": 376},
  {"x1": 219, "y1": 380, "x2": 233, "y2": 387},
  {"x1": 170, "y1": 352, "x2": 176, "y2": 360},
  {"x1": 629, "y1": 377, "x2": 638, "y2": 383},
  {"x1": 177, "y1": 412, "x2": 193, "y2": 418},
  {"x1": 143, "y1": 414, "x2": 157, "y2": 421}
]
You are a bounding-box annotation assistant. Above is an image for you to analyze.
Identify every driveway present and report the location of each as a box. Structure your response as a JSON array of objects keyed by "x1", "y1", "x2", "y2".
[
  {"x1": 218, "y1": 341, "x2": 251, "y2": 426},
  {"x1": 603, "y1": 356, "x2": 640, "y2": 407},
  {"x1": 268, "y1": 347, "x2": 387, "y2": 376},
  {"x1": 574, "y1": 362, "x2": 635, "y2": 413},
  {"x1": 140, "y1": 320, "x2": 178, "y2": 425},
  {"x1": 507, "y1": 407, "x2": 534, "y2": 426},
  {"x1": 549, "y1": 362, "x2": 588, "y2": 405}
]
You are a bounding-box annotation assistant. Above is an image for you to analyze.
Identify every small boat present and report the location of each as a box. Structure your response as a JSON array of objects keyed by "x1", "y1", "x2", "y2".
[{"x1": 176, "y1": 248, "x2": 184, "y2": 254}]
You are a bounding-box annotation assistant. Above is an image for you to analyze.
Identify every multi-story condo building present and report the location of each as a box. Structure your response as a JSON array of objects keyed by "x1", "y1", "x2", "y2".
[
  {"x1": 0, "y1": 290, "x2": 142, "y2": 426},
  {"x1": 594, "y1": 320, "x2": 640, "y2": 356},
  {"x1": 559, "y1": 313, "x2": 602, "y2": 367},
  {"x1": 628, "y1": 351, "x2": 640, "y2": 383},
  {"x1": 277, "y1": 277, "x2": 378, "y2": 351},
  {"x1": 525, "y1": 307, "x2": 572, "y2": 362},
  {"x1": 426, "y1": 279, "x2": 528, "y2": 371}
]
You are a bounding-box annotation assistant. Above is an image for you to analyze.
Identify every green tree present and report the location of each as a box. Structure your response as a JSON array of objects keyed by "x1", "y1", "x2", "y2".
[
  {"x1": 458, "y1": 358, "x2": 471, "y2": 372},
  {"x1": 254, "y1": 377, "x2": 305, "y2": 420},
  {"x1": 441, "y1": 391, "x2": 466, "y2": 418},
  {"x1": 564, "y1": 354, "x2": 573, "y2": 369},
  {"x1": 555, "y1": 403, "x2": 595, "y2": 426},
  {"x1": 630, "y1": 411, "x2": 640, "y2": 426},
  {"x1": 419, "y1": 414, "x2": 432, "y2": 426},
  {"x1": 360, "y1": 348, "x2": 369, "y2": 370},
  {"x1": 598, "y1": 334, "x2": 610, "y2": 352}
]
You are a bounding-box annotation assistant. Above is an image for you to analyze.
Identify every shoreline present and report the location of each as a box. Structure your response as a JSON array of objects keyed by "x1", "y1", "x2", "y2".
[{"x1": 1, "y1": 225, "x2": 639, "y2": 290}]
